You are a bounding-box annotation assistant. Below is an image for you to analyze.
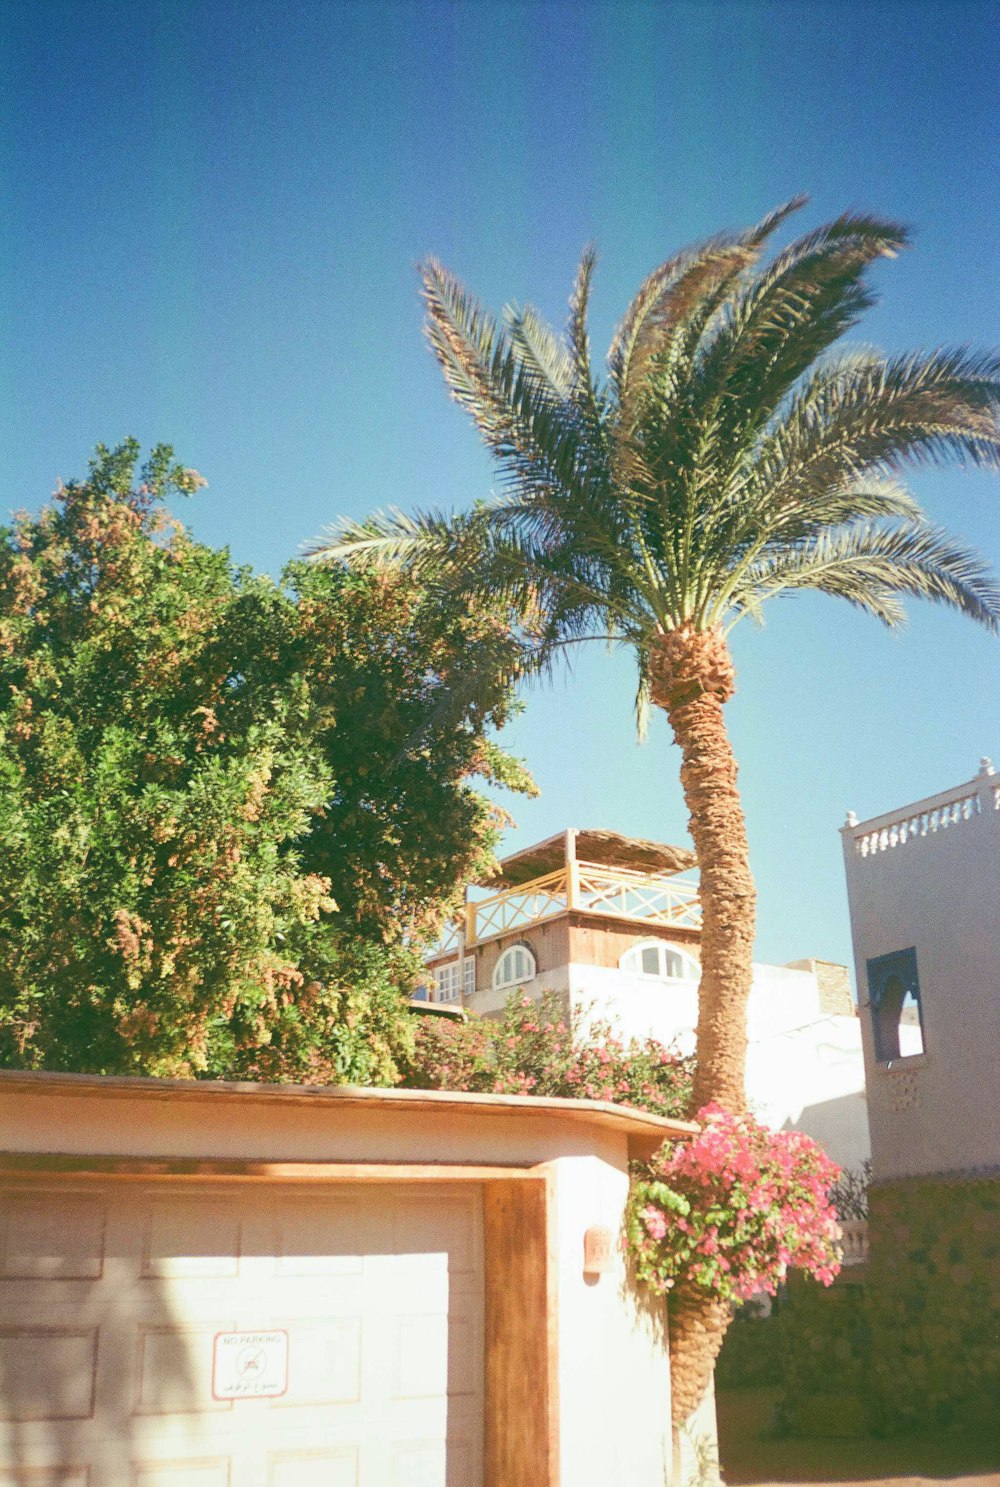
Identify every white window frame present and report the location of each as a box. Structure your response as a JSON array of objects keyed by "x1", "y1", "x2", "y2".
[
  {"x1": 463, "y1": 957, "x2": 476, "y2": 999},
  {"x1": 432, "y1": 961, "x2": 462, "y2": 1003},
  {"x1": 492, "y1": 943, "x2": 537, "y2": 991},
  {"x1": 619, "y1": 939, "x2": 699, "y2": 982}
]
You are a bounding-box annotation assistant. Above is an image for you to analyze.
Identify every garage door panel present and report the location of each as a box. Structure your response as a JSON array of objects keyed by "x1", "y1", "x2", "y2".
[
  {"x1": 364, "y1": 1249, "x2": 449, "y2": 1309},
  {"x1": 444, "y1": 1441, "x2": 476, "y2": 1487},
  {"x1": 0, "y1": 1182, "x2": 484, "y2": 1487},
  {"x1": 0, "y1": 1196, "x2": 106, "y2": 1281},
  {"x1": 267, "y1": 1449, "x2": 358, "y2": 1486},
  {"x1": 446, "y1": 1312, "x2": 482, "y2": 1398},
  {"x1": 268, "y1": 1317, "x2": 361, "y2": 1407},
  {"x1": 0, "y1": 1472, "x2": 89, "y2": 1486},
  {"x1": 390, "y1": 1197, "x2": 480, "y2": 1274},
  {"x1": 273, "y1": 1197, "x2": 372, "y2": 1277},
  {"x1": 389, "y1": 1439, "x2": 447, "y2": 1487},
  {"x1": 0, "y1": 1327, "x2": 97, "y2": 1421},
  {"x1": 133, "y1": 1460, "x2": 230, "y2": 1487},
  {"x1": 132, "y1": 1324, "x2": 236, "y2": 1415},
  {"x1": 142, "y1": 1203, "x2": 241, "y2": 1280}
]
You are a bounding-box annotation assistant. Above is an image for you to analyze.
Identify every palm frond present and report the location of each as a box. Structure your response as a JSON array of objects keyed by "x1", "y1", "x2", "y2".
[
  {"x1": 753, "y1": 346, "x2": 1000, "y2": 508},
  {"x1": 609, "y1": 196, "x2": 808, "y2": 414},
  {"x1": 568, "y1": 245, "x2": 598, "y2": 405},
  {"x1": 694, "y1": 215, "x2": 911, "y2": 463},
  {"x1": 728, "y1": 519, "x2": 1000, "y2": 632},
  {"x1": 420, "y1": 258, "x2": 521, "y2": 453},
  {"x1": 305, "y1": 505, "x2": 469, "y2": 572},
  {"x1": 633, "y1": 644, "x2": 652, "y2": 741},
  {"x1": 316, "y1": 204, "x2": 1000, "y2": 722},
  {"x1": 504, "y1": 301, "x2": 574, "y2": 400}
]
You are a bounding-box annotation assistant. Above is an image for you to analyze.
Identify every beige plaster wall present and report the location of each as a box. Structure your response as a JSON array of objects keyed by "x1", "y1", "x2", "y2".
[
  {"x1": 548, "y1": 1153, "x2": 674, "y2": 1483},
  {"x1": 0, "y1": 1079, "x2": 635, "y2": 1172},
  {"x1": 842, "y1": 769, "x2": 1000, "y2": 1178}
]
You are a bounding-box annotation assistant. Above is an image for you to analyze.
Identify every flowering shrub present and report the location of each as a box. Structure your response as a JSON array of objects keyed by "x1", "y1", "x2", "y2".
[
  {"x1": 400, "y1": 990, "x2": 694, "y2": 1117},
  {"x1": 829, "y1": 1158, "x2": 871, "y2": 1221},
  {"x1": 627, "y1": 1104, "x2": 842, "y2": 1303}
]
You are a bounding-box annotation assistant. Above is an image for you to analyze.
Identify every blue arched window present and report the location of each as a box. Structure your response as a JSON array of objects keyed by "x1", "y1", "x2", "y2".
[{"x1": 866, "y1": 947, "x2": 925, "y2": 1061}]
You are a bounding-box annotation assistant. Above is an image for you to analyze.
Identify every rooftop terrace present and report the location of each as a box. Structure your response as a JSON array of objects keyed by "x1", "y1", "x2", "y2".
[{"x1": 430, "y1": 827, "x2": 701, "y2": 958}]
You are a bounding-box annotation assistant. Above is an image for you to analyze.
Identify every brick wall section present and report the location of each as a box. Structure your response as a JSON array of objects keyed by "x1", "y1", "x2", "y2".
[
  {"x1": 865, "y1": 1173, "x2": 1000, "y2": 1434},
  {"x1": 784, "y1": 958, "x2": 855, "y2": 1016}
]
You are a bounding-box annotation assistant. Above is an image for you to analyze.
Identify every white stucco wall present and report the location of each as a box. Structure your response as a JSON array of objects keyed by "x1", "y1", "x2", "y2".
[
  {"x1": 550, "y1": 1153, "x2": 674, "y2": 1483},
  {"x1": 473, "y1": 958, "x2": 873, "y2": 1172},
  {"x1": 842, "y1": 765, "x2": 1000, "y2": 1180},
  {"x1": 469, "y1": 963, "x2": 571, "y2": 1016}
]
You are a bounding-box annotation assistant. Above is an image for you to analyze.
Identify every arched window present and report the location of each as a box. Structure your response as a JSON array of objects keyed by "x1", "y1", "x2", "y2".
[
  {"x1": 619, "y1": 940, "x2": 699, "y2": 981},
  {"x1": 493, "y1": 943, "x2": 537, "y2": 990},
  {"x1": 867, "y1": 947, "x2": 925, "y2": 1061}
]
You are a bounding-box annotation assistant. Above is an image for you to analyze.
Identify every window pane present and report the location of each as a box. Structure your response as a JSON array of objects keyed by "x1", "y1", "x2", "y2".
[
  {"x1": 867, "y1": 947, "x2": 923, "y2": 1062},
  {"x1": 663, "y1": 950, "x2": 683, "y2": 978},
  {"x1": 641, "y1": 946, "x2": 660, "y2": 976}
]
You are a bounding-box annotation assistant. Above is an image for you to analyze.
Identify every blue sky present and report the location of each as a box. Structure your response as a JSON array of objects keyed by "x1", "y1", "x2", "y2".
[{"x1": 2, "y1": 0, "x2": 998, "y2": 973}]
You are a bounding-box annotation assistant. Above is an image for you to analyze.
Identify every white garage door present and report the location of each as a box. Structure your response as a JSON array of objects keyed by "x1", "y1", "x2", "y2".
[{"x1": 0, "y1": 1180, "x2": 484, "y2": 1486}]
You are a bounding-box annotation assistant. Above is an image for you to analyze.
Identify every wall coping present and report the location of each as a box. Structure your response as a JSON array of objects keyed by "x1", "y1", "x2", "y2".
[
  {"x1": 871, "y1": 1164, "x2": 1000, "y2": 1188},
  {"x1": 0, "y1": 1068, "x2": 695, "y2": 1161}
]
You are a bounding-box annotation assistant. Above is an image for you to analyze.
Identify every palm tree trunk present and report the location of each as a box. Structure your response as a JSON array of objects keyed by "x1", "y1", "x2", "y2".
[
  {"x1": 650, "y1": 625, "x2": 755, "y2": 1113},
  {"x1": 650, "y1": 626, "x2": 756, "y2": 1447}
]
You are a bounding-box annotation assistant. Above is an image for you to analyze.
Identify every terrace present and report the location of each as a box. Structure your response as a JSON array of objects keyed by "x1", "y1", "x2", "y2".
[
  {"x1": 842, "y1": 758, "x2": 1000, "y2": 860},
  {"x1": 428, "y1": 828, "x2": 701, "y2": 958}
]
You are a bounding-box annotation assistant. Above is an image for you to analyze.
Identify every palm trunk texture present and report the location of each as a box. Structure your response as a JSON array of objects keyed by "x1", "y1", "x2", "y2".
[{"x1": 650, "y1": 626, "x2": 757, "y2": 1431}]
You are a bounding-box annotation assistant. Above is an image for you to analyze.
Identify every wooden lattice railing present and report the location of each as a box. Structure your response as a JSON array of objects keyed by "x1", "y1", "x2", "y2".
[
  {"x1": 470, "y1": 867, "x2": 571, "y2": 943},
  {"x1": 574, "y1": 863, "x2": 702, "y2": 930},
  {"x1": 421, "y1": 861, "x2": 702, "y2": 956}
]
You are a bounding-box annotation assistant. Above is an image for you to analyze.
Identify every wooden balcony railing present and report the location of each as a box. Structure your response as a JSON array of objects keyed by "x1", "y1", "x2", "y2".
[{"x1": 426, "y1": 860, "x2": 702, "y2": 959}]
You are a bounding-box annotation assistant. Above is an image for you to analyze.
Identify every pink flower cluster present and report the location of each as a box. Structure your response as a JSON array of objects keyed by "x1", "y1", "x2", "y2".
[{"x1": 627, "y1": 1103, "x2": 842, "y2": 1304}]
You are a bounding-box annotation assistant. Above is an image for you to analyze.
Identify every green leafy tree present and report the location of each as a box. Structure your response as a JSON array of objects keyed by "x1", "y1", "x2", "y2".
[
  {"x1": 310, "y1": 199, "x2": 1000, "y2": 1424},
  {"x1": 280, "y1": 560, "x2": 535, "y2": 944},
  {"x1": 0, "y1": 442, "x2": 529, "y2": 1080}
]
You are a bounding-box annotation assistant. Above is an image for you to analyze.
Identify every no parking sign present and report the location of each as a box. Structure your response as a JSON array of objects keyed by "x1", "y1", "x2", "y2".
[{"x1": 212, "y1": 1329, "x2": 289, "y2": 1399}]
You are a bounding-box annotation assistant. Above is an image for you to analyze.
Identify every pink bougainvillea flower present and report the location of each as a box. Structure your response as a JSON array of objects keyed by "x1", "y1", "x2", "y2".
[{"x1": 626, "y1": 1104, "x2": 842, "y2": 1304}]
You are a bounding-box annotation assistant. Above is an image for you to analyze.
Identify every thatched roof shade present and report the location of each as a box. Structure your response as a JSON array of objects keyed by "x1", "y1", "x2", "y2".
[{"x1": 477, "y1": 829, "x2": 696, "y2": 888}]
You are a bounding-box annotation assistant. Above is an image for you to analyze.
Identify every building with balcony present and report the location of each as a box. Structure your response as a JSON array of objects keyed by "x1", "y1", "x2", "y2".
[
  {"x1": 425, "y1": 828, "x2": 872, "y2": 1170},
  {"x1": 840, "y1": 759, "x2": 1000, "y2": 1431}
]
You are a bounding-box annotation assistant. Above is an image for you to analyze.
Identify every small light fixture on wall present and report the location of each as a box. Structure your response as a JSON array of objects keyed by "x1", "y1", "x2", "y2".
[{"x1": 583, "y1": 1225, "x2": 613, "y2": 1280}]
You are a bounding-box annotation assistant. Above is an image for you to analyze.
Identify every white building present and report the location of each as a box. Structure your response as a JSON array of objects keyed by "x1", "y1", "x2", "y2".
[
  {"x1": 425, "y1": 828, "x2": 872, "y2": 1170},
  {"x1": 839, "y1": 758, "x2": 1000, "y2": 1434},
  {"x1": 841, "y1": 758, "x2": 1000, "y2": 1181}
]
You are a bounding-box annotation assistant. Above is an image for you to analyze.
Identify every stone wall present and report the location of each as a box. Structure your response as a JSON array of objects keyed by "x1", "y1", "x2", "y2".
[
  {"x1": 778, "y1": 1273, "x2": 869, "y2": 1436},
  {"x1": 865, "y1": 1173, "x2": 999, "y2": 1434},
  {"x1": 768, "y1": 1173, "x2": 999, "y2": 1437},
  {"x1": 715, "y1": 1310, "x2": 784, "y2": 1391}
]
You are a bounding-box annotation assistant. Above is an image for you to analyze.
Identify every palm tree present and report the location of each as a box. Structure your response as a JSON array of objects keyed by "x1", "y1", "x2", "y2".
[{"x1": 310, "y1": 199, "x2": 1000, "y2": 1423}]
